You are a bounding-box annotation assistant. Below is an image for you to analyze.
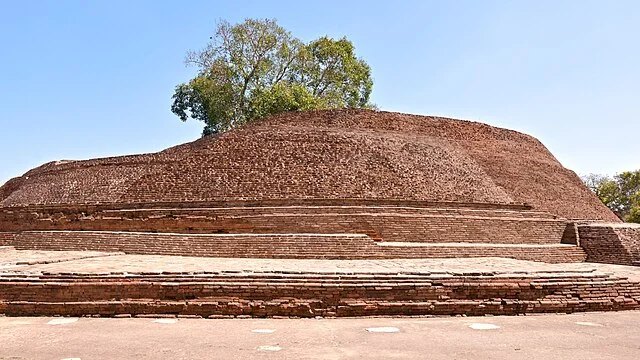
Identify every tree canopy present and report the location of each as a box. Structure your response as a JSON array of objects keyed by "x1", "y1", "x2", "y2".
[
  {"x1": 583, "y1": 170, "x2": 640, "y2": 223},
  {"x1": 171, "y1": 18, "x2": 374, "y2": 135}
]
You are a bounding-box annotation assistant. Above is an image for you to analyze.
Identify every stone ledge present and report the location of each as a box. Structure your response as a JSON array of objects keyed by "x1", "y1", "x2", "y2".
[{"x1": 376, "y1": 242, "x2": 578, "y2": 248}]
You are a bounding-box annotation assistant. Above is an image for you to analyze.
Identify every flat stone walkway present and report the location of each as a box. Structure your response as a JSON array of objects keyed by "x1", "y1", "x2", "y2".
[
  {"x1": 1, "y1": 248, "x2": 640, "y2": 280},
  {"x1": 2, "y1": 312, "x2": 640, "y2": 359},
  {"x1": 0, "y1": 247, "x2": 121, "y2": 270}
]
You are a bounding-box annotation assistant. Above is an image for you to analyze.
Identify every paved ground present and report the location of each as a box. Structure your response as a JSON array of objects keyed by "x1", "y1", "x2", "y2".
[
  {"x1": 1, "y1": 312, "x2": 640, "y2": 359},
  {"x1": 0, "y1": 247, "x2": 119, "y2": 270},
  {"x1": 3, "y1": 249, "x2": 640, "y2": 359},
  {"x1": 3, "y1": 248, "x2": 640, "y2": 280}
]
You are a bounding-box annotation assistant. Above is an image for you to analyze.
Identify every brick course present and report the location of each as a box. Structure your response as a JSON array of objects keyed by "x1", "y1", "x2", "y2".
[
  {"x1": 6, "y1": 230, "x2": 586, "y2": 263},
  {"x1": 0, "y1": 271, "x2": 637, "y2": 317},
  {"x1": 0, "y1": 232, "x2": 14, "y2": 246},
  {"x1": 0, "y1": 204, "x2": 570, "y2": 245},
  {"x1": 11, "y1": 232, "x2": 382, "y2": 260}
]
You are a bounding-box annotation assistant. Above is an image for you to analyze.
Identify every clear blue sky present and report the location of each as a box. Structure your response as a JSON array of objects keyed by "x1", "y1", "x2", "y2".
[{"x1": 1, "y1": 0, "x2": 638, "y2": 185}]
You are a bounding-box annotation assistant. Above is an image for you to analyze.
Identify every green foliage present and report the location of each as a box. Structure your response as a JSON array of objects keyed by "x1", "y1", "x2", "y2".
[
  {"x1": 302, "y1": 37, "x2": 373, "y2": 108},
  {"x1": 171, "y1": 18, "x2": 374, "y2": 135},
  {"x1": 629, "y1": 206, "x2": 640, "y2": 223},
  {"x1": 582, "y1": 170, "x2": 640, "y2": 223},
  {"x1": 247, "y1": 82, "x2": 323, "y2": 121}
]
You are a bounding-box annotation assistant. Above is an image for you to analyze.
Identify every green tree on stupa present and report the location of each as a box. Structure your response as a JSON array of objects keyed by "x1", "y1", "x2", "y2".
[{"x1": 171, "y1": 18, "x2": 374, "y2": 136}]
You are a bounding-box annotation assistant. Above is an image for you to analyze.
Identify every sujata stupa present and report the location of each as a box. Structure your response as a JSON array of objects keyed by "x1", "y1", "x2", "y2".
[
  {"x1": 0, "y1": 110, "x2": 618, "y2": 218},
  {"x1": 1, "y1": 109, "x2": 639, "y2": 317}
]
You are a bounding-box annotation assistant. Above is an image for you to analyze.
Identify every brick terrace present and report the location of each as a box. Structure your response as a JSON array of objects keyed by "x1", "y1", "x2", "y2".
[
  {"x1": 0, "y1": 231, "x2": 586, "y2": 263},
  {"x1": 1, "y1": 248, "x2": 640, "y2": 317},
  {"x1": 0, "y1": 200, "x2": 591, "y2": 264}
]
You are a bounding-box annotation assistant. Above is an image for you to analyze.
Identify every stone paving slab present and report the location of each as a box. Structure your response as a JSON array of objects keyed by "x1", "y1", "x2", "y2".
[
  {"x1": 1, "y1": 249, "x2": 639, "y2": 280},
  {"x1": 0, "y1": 248, "x2": 121, "y2": 270}
]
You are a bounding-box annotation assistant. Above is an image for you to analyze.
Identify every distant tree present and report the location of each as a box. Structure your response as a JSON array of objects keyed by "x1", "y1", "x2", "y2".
[
  {"x1": 582, "y1": 170, "x2": 640, "y2": 223},
  {"x1": 171, "y1": 18, "x2": 374, "y2": 136}
]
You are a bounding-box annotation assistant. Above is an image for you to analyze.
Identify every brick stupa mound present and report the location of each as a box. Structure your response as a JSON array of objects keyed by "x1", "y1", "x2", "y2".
[
  {"x1": 0, "y1": 109, "x2": 618, "y2": 221},
  {"x1": 3, "y1": 109, "x2": 640, "y2": 318}
]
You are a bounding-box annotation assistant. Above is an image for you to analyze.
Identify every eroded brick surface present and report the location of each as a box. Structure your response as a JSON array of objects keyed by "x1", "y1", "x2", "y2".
[{"x1": 0, "y1": 109, "x2": 618, "y2": 221}]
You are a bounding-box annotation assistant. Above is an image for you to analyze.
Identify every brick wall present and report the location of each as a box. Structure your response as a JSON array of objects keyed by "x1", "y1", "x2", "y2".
[
  {"x1": 0, "y1": 204, "x2": 569, "y2": 245},
  {"x1": 379, "y1": 244, "x2": 586, "y2": 263},
  {"x1": 561, "y1": 222, "x2": 579, "y2": 245},
  {"x1": 12, "y1": 231, "x2": 383, "y2": 260},
  {"x1": 1, "y1": 271, "x2": 638, "y2": 317},
  {"x1": 578, "y1": 224, "x2": 640, "y2": 265},
  {"x1": 10, "y1": 230, "x2": 585, "y2": 263}
]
